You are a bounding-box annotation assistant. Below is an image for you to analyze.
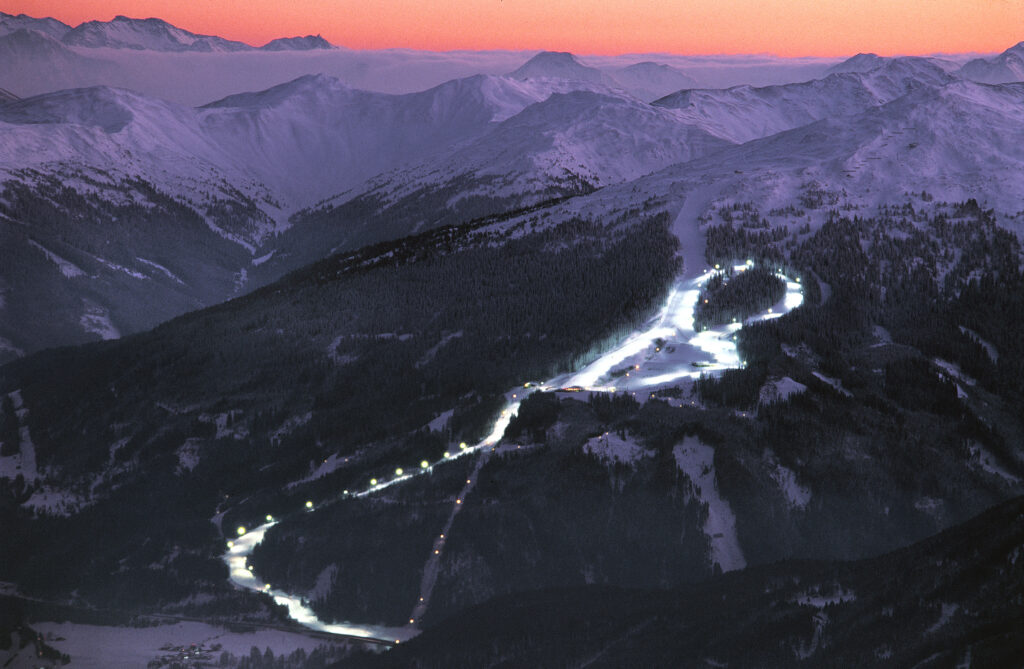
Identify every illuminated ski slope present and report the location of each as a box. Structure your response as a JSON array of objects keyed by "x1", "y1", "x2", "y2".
[{"x1": 222, "y1": 261, "x2": 803, "y2": 644}]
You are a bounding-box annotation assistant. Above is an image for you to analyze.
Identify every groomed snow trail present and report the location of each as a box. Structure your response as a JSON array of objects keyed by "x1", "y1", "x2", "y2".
[{"x1": 221, "y1": 190, "x2": 805, "y2": 643}]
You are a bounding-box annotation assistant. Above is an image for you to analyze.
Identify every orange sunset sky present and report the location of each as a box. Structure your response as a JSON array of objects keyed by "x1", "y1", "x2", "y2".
[{"x1": 5, "y1": 0, "x2": 1023, "y2": 56}]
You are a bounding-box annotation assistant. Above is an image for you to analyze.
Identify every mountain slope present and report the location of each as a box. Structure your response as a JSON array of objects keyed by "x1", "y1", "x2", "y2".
[
  {"x1": 510, "y1": 51, "x2": 615, "y2": 86},
  {"x1": 0, "y1": 212, "x2": 681, "y2": 616},
  {"x1": 960, "y1": 41, "x2": 1024, "y2": 84},
  {"x1": 0, "y1": 86, "x2": 279, "y2": 360},
  {"x1": 556, "y1": 76, "x2": 1024, "y2": 226},
  {"x1": 654, "y1": 57, "x2": 955, "y2": 144},
  {"x1": 0, "y1": 71, "x2": 618, "y2": 358},
  {"x1": 197, "y1": 73, "x2": 567, "y2": 207},
  {"x1": 825, "y1": 52, "x2": 884, "y2": 74},
  {"x1": 259, "y1": 88, "x2": 732, "y2": 280}
]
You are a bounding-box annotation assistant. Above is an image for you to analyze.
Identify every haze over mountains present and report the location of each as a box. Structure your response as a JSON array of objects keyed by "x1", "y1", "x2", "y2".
[
  {"x1": 0, "y1": 12, "x2": 843, "y2": 102},
  {"x1": 1, "y1": 10, "x2": 1024, "y2": 667}
]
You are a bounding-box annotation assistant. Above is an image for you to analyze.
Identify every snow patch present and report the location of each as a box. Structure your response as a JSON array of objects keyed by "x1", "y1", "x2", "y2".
[
  {"x1": 252, "y1": 250, "x2": 276, "y2": 266},
  {"x1": 270, "y1": 412, "x2": 312, "y2": 444},
  {"x1": 0, "y1": 391, "x2": 38, "y2": 483},
  {"x1": 933, "y1": 358, "x2": 976, "y2": 386},
  {"x1": 759, "y1": 376, "x2": 807, "y2": 406},
  {"x1": 24, "y1": 487, "x2": 88, "y2": 516},
  {"x1": 926, "y1": 603, "x2": 958, "y2": 634},
  {"x1": 176, "y1": 438, "x2": 201, "y2": 473},
  {"x1": 959, "y1": 326, "x2": 998, "y2": 362},
  {"x1": 80, "y1": 302, "x2": 120, "y2": 340},
  {"x1": 967, "y1": 443, "x2": 1021, "y2": 483},
  {"x1": 871, "y1": 325, "x2": 893, "y2": 346},
  {"x1": 811, "y1": 372, "x2": 852, "y2": 397},
  {"x1": 288, "y1": 451, "x2": 354, "y2": 488},
  {"x1": 673, "y1": 436, "x2": 746, "y2": 572},
  {"x1": 793, "y1": 586, "x2": 856, "y2": 608},
  {"x1": 427, "y1": 409, "x2": 454, "y2": 432},
  {"x1": 199, "y1": 412, "x2": 247, "y2": 440},
  {"x1": 769, "y1": 458, "x2": 812, "y2": 509},
  {"x1": 94, "y1": 255, "x2": 149, "y2": 280},
  {"x1": 136, "y1": 256, "x2": 185, "y2": 284},
  {"x1": 28, "y1": 239, "x2": 84, "y2": 277},
  {"x1": 583, "y1": 431, "x2": 654, "y2": 465}
]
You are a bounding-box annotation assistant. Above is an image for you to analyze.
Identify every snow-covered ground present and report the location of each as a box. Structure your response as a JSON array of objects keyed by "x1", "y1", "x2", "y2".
[
  {"x1": 673, "y1": 436, "x2": 746, "y2": 572},
  {"x1": 759, "y1": 376, "x2": 808, "y2": 406},
  {"x1": 225, "y1": 523, "x2": 416, "y2": 643},
  {"x1": 583, "y1": 431, "x2": 654, "y2": 465},
  {"x1": 811, "y1": 372, "x2": 853, "y2": 397},
  {"x1": 968, "y1": 443, "x2": 1021, "y2": 484},
  {"x1": 27, "y1": 240, "x2": 85, "y2": 278},
  {"x1": 959, "y1": 326, "x2": 998, "y2": 363},
  {"x1": 80, "y1": 302, "x2": 120, "y2": 340},
  {"x1": 768, "y1": 457, "x2": 812, "y2": 509},
  {"x1": 0, "y1": 390, "x2": 39, "y2": 484},
  {"x1": 545, "y1": 263, "x2": 803, "y2": 392},
  {"x1": 31, "y1": 620, "x2": 344, "y2": 668}
]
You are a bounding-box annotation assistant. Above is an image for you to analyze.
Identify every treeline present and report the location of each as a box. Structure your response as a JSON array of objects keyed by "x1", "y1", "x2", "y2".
[{"x1": 260, "y1": 169, "x2": 597, "y2": 283}]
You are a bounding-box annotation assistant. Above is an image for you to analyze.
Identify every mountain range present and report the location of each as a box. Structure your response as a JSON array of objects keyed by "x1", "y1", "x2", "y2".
[
  {"x1": 3, "y1": 35, "x2": 1024, "y2": 362},
  {"x1": 1, "y1": 11, "x2": 1024, "y2": 666},
  {"x1": 0, "y1": 11, "x2": 334, "y2": 51}
]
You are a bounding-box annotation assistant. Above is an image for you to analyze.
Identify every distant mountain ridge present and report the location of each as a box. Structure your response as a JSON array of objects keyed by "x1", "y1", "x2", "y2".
[
  {"x1": 0, "y1": 11, "x2": 335, "y2": 51},
  {"x1": 0, "y1": 11, "x2": 70, "y2": 40},
  {"x1": 511, "y1": 50, "x2": 701, "y2": 101},
  {"x1": 259, "y1": 34, "x2": 333, "y2": 51}
]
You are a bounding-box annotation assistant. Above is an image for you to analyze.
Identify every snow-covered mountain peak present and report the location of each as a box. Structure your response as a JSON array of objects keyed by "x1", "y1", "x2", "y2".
[
  {"x1": 259, "y1": 35, "x2": 334, "y2": 51},
  {"x1": 827, "y1": 53, "x2": 883, "y2": 74},
  {"x1": 0, "y1": 28, "x2": 71, "y2": 58},
  {"x1": 608, "y1": 61, "x2": 699, "y2": 101},
  {"x1": 0, "y1": 11, "x2": 70, "y2": 40},
  {"x1": 62, "y1": 15, "x2": 250, "y2": 52},
  {"x1": 510, "y1": 51, "x2": 611, "y2": 85}
]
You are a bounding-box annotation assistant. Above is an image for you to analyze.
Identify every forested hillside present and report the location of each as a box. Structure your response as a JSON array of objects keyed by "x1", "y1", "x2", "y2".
[
  {"x1": 0, "y1": 212, "x2": 680, "y2": 615},
  {"x1": 362, "y1": 494, "x2": 1024, "y2": 668}
]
